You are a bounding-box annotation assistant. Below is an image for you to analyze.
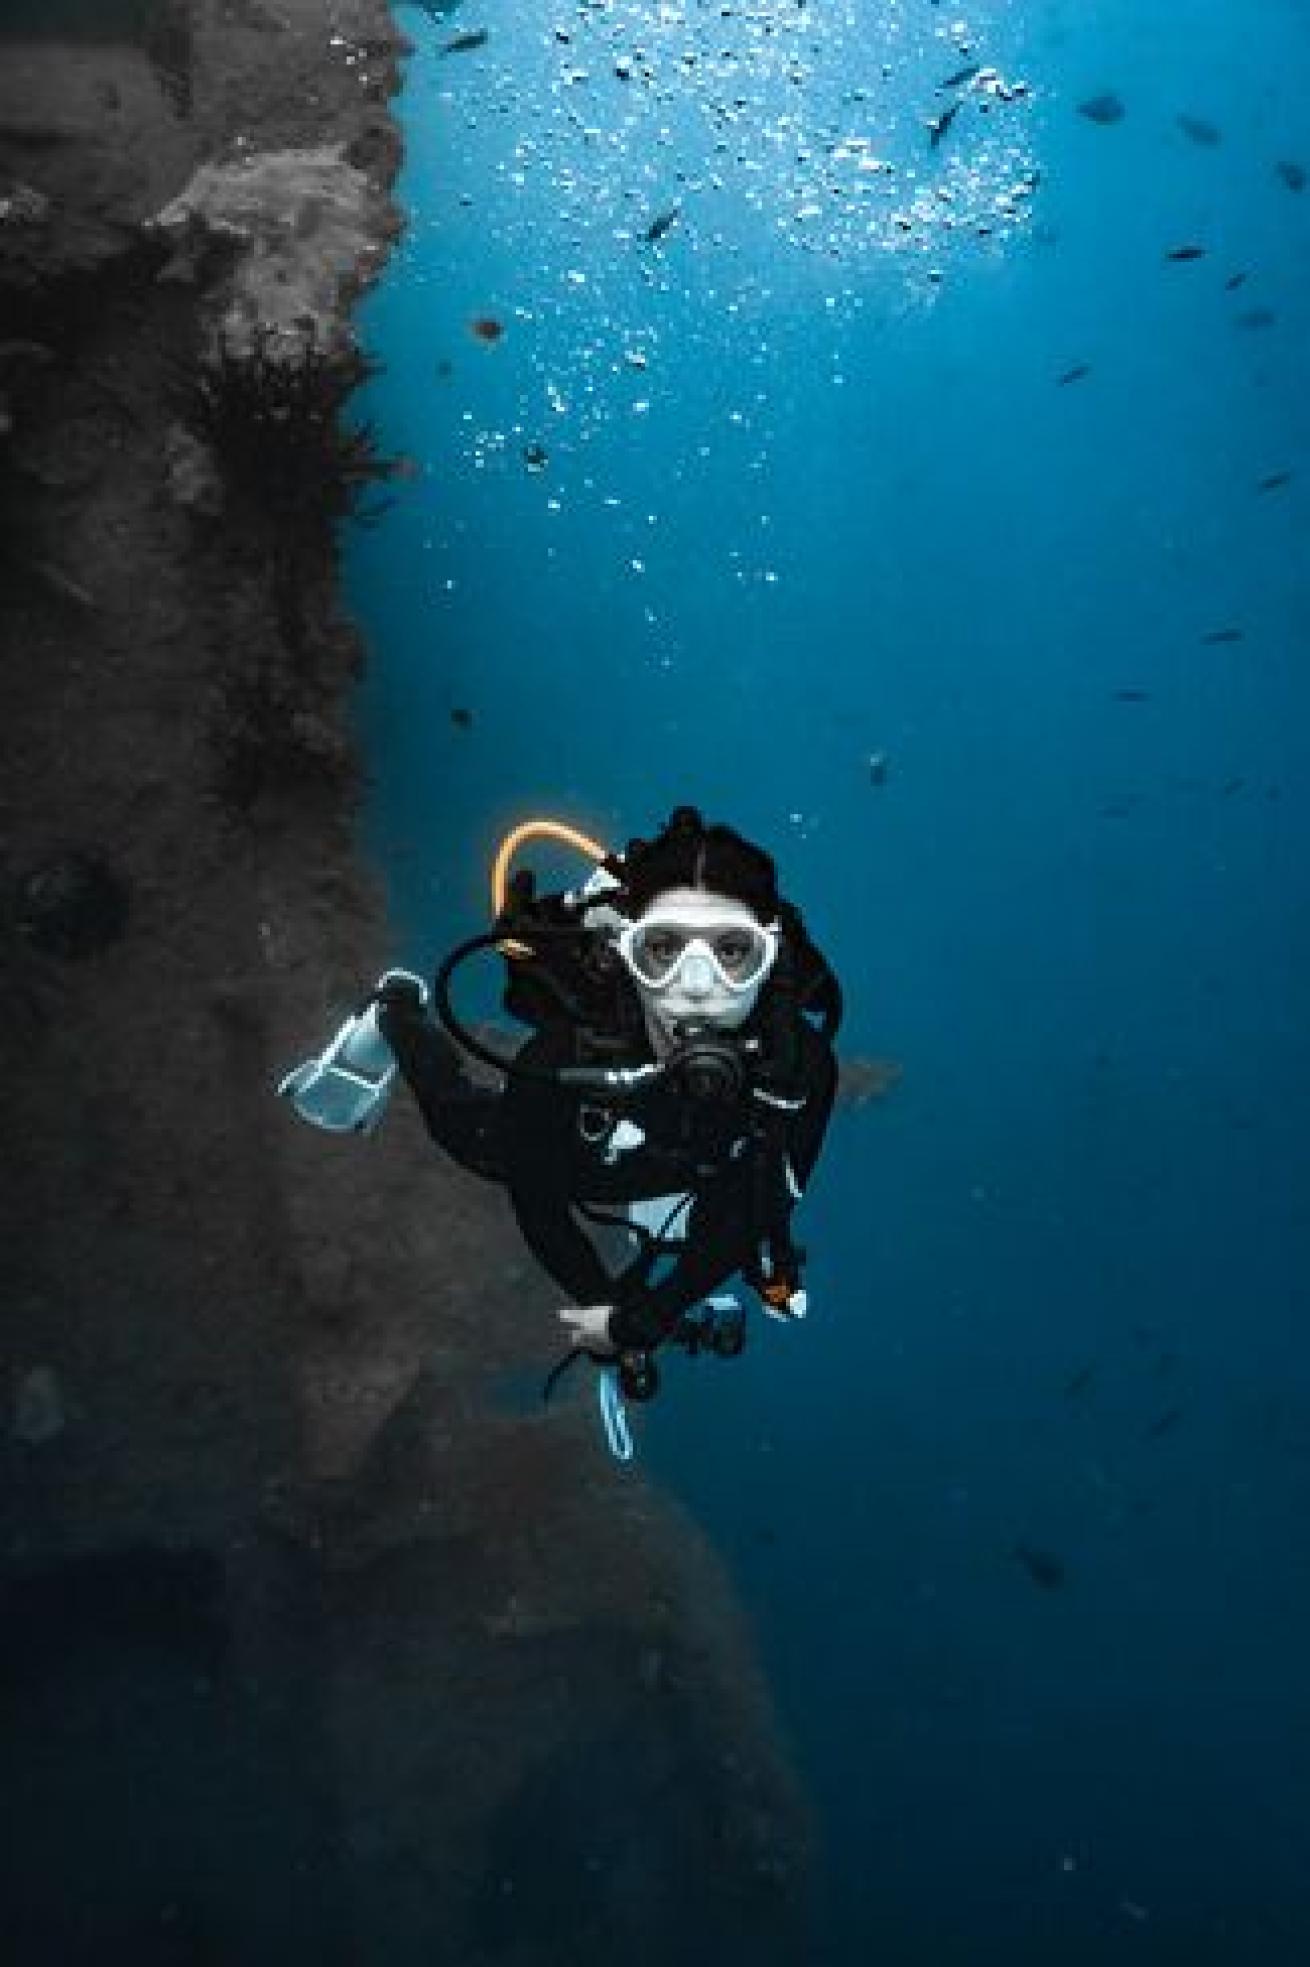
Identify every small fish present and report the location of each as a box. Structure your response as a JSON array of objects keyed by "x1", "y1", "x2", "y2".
[
  {"x1": 1057, "y1": 362, "x2": 1091, "y2": 386},
  {"x1": 522, "y1": 441, "x2": 549, "y2": 472},
  {"x1": 1176, "y1": 113, "x2": 1221, "y2": 146},
  {"x1": 435, "y1": 357, "x2": 454, "y2": 380},
  {"x1": 927, "y1": 99, "x2": 962, "y2": 148},
  {"x1": 1235, "y1": 307, "x2": 1276, "y2": 330},
  {"x1": 1063, "y1": 1362, "x2": 1097, "y2": 1400},
  {"x1": 1276, "y1": 159, "x2": 1306, "y2": 192},
  {"x1": 1221, "y1": 777, "x2": 1245, "y2": 797},
  {"x1": 1165, "y1": 244, "x2": 1206, "y2": 261},
  {"x1": 1201, "y1": 627, "x2": 1244, "y2": 645},
  {"x1": 867, "y1": 749, "x2": 890, "y2": 786},
  {"x1": 1114, "y1": 687, "x2": 1151, "y2": 701},
  {"x1": 642, "y1": 205, "x2": 681, "y2": 245},
  {"x1": 450, "y1": 707, "x2": 473, "y2": 730},
  {"x1": 1014, "y1": 1542, "x2": 1067, "y2": 1590},
  {"x1": 1145, "y1": 1406, "x2": 1184, "y2": 1439},
  {"x1": 1225, "y1": 271, "x2": 1248, "y2": 291},
  {"x1": 468, "y1": 315, "x2": 504, "y2": 344},
  {"x1": 441, "y1": 28, "x2": 489, "y2": 56},
  {"x1": 353, "y1": 496, "x2": 396, "y2": 528},
  {"x1": 835, "y1": 1056, "x2": 903, "y2": 1109},
  {"x1": 1258, "y1": 470, "x2": 1292, "y2": 491},
  {"x1": 940, "y1": 62, "x2": 980, "y2": 89},
  {"x1": 1078, "y1": 92, "x2": 1124, "y2": 125}
]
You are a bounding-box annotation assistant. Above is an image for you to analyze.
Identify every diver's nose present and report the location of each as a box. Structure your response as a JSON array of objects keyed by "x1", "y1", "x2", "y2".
[{"x1": 679, "y1": 952, "x2": 716, "y2": 996}]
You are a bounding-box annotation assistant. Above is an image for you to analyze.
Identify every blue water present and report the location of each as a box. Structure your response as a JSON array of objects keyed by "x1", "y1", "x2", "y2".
[{"x1": 348, "y1": 1, "x2": 1310, "y2": 1957}]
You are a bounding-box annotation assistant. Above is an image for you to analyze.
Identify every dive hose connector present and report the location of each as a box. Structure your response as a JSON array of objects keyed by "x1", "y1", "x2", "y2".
[
  {"x1": 674, "y1": 1295, "x2": 747, "y2": 1358},
  {"x1": 617, "y1": 1349, "x2": 660, "y2": 1403},
  {"x1": 759, "y1": 1276, "x2": 809, "y2": 1321},
  {"x1": 276, "y1": 969, "x2": 428, "y2": 1135}
]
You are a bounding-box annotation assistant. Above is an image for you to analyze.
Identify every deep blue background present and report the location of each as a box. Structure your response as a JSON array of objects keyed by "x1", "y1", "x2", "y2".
[{"x1": 349, "y1": 1, "x2": 1310, "y2": 1956}]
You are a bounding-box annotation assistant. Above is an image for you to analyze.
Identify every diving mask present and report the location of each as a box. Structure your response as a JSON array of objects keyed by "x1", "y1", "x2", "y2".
[{"x1": 614, "y1": 915, "x2": 780, "y2": 993}]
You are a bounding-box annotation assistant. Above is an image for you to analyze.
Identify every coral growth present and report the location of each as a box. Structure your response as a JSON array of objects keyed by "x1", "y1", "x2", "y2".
[
  {"x1": 190, "y1": 322, "x2": 393, "y2": 530},
  {"x1": 214, "y1": 653, "x2": 358, "y2": 807},
  {"x1": 189, "y1": 321, "x2": 397, "y2": 695}
]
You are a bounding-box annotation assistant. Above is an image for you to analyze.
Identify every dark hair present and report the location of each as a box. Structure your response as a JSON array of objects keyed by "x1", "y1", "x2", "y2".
[{"x1": 616, "y1": 807, "x2": 780, "y2": 923}]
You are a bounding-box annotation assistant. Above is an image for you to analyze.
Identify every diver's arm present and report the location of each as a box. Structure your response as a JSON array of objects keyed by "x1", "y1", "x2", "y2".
[
  {"x1": 503, "y1": 1039, "x2": 619, "y2": 1306},
  {"x1": 509, "y1": 1173, "x2": 618, "y2": 1307},
  {"x1": 607, "y1": 1029, "x2": 837, "y2": 1351},
  {"x1": 608, "y1": 1169, "x2": 754, "y2": 1349},
  {"x1": 377, "y1": 982, "x2": 506, "y2": 1178},
  {"x1": 782, "y1": 1023, "x2": 839, "y2": 1187}
]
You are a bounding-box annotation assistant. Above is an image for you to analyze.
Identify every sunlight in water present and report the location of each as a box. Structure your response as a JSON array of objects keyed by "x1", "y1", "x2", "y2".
[{"x1": 407, "y1": 0, "x2": 1039, "y2": 472}]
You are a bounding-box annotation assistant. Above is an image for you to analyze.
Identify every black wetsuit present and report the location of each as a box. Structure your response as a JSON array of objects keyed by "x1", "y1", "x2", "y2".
[{"x1": 380, "y1": 999, "x2": 837, "y2": 1351}]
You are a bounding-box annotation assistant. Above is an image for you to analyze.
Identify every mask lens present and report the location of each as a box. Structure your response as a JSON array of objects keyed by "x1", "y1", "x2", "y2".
[
  {"x1": 629, "y1": 925, "x2": 691, "y2": 982},
  {"x1": 710, "y1": 928, "x2": 766, "y2": 983},
  {"x1": 624, "y1": 921, "x2": 774, "y2": 989}
]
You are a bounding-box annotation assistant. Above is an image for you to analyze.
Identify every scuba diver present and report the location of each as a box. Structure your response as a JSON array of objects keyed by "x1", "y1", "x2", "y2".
[{"x1": 278, "y1": 807, "x2": 841, "y2": 1458}]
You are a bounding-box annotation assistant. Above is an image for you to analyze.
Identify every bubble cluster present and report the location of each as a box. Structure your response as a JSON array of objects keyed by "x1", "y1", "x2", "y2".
[{"x1": 405, "y1": 3, "x2": 1039, "y2": 590}]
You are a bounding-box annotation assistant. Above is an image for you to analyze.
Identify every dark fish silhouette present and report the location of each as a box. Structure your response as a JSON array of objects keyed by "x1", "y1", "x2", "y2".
[
  {"x1": 927, "y1": 99, "x2": 962, "y2": 147},
  {"x1": 450, "y1": 707, "x2": 473, "y2": 730},
  {"x1": 835, "y1": 1055, "x2": 903, "y2": 1109},
  {"x1": 1176, "y1": 113, "x2": 1221, "y2": 146},
  {"x1": 1235, "y1": 307, "x2": 1276, "y2": 330},
  {"x1": 522, "y1": 441, "x2": 549, "y2": 473},
  {"x1": 642, "y1": 205, "x2": 681, "y2": 244},
  {"x1": 441, "y1": 28, "x2": 489, "y2": 56},
  {"x1": 1063, "y1": 1362, "x2": 1097, "y2": 1399},
  {"x1": 1058, "y1": 362, "x2": 1091, "y2": 386},
  {"x1": 1145, "y1": 1406, "x2": 1184, "y2": 1439},
  {"x1": 1014, "y1": 1542, "x2": 1067, "y2": 1590},
  {"x1": 1114, "y1": 687, "x2": 1151, "y2": 701},
  {"x1": 1225, "y1": 272, "x2": 1248, "y2": 291},
  {"x1": 1258, "y1": 471, "x2": 1292, "y2": 491},
  {"x1": 1276, "y1": 160, "x2": 1306, "y2": 192},
  {"x1": 1166, "y1": 244, "x2": 1206, "y2": 261},
  {"x1": 941, "y1": 62, "x2": 981, "y2": 88},
  {"x1": 1078, "y1": 92, "x2": 1124, "y2": 125},
  {"x1": 1201, "y1": 627, "x2": 1244, "y2": 645}
]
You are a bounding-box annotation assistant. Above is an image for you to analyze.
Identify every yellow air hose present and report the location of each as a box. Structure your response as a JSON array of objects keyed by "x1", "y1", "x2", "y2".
[{"x1": 490, "y1": 818, "x2": 611, "y2": 957}]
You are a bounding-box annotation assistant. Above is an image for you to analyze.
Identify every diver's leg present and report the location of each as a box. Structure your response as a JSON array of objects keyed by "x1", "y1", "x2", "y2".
[{"x1": 378, "y1": 993, "x2": 507, "y2": 1181}]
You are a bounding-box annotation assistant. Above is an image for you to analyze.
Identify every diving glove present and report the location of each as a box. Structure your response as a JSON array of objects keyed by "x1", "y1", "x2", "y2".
[{"x1": 276, "y1": 969, "x2": 428, "y2": 1135}]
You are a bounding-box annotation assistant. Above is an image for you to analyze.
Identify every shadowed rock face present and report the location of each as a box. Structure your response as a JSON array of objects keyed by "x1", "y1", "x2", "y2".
[
  {"x1": 1, "y1": 0, "x2": 172, "y2": 32},
  {"x1": 471, "y1": 1695, "x2": 802, "y2": 1967},
  {"x1": 0, "y1": 1, "x2": 193, "y2": 116},
  {"x1": 0, "y1": 1545, "x2": 229, "y2": 1682},
  {"x1": 0, "y1": 3, "x2": 820, "y2": 1959},
  {"x1": 148, "y1": 146, "x2": 400, "y2": 361},
  {"x1": 12, "y1": 851, "x2": 131, "y2": 959}
]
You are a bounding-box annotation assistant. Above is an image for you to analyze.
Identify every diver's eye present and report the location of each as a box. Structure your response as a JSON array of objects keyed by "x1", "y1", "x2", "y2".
[
  {"x1": 642, "y1": 931, "x2": 686, "y2": 969},
  {"x1": 714, "y1": 932, "x2": 755, "y2": 977}
]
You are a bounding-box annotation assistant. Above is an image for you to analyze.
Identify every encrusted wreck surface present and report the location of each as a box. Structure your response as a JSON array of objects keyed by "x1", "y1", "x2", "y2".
[{"x1": 0, "y1": 4, "x2": 817, "y2": 1961}]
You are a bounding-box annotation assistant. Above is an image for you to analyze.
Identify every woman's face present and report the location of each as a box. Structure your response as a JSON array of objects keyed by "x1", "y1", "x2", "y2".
[{"x1": 627, "y1": 886, "x2": 773, "y2": 1035}]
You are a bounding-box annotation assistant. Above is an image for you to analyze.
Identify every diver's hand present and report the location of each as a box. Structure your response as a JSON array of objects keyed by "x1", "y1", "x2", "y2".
[
  {"x1": 373, "y1": 969, "x2": 428, "y2": 1017},
  {"x1": 557, "y1": 1304, "x2": 617, "y2": 1355}
]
